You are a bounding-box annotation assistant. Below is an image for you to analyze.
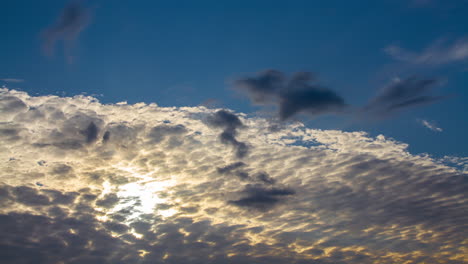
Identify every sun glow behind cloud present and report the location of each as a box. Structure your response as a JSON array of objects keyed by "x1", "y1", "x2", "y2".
[
  {"x1": 97, "y1": 165, "x2": 178, "y2": 223},
  {"x1": 0, "y1": 88, "x2": 467, "y2": 264}
]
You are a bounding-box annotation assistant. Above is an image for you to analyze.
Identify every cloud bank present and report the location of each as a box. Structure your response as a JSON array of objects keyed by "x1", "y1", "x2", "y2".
[{"x1": 0, "y1": 88, "x2": 467, "y2": 264}]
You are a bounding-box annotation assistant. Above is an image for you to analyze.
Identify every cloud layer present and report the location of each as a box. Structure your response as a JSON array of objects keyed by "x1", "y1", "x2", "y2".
[{"x1": 0, "y1": 88, "x2": 467, "y2": 264}]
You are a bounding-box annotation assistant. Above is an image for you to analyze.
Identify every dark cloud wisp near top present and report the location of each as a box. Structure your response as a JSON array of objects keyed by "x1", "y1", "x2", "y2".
[{"x1": 234, "y1": 70, "x2": 347, "y2": 121}]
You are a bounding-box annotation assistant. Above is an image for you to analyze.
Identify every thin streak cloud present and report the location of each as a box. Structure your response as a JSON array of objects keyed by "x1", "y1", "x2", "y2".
[{"x1": 419, "y1": 119, "x2": 443, "y2": 132}]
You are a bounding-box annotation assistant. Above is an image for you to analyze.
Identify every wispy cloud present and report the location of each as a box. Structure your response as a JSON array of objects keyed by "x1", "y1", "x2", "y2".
[
  {"x1": 419, "y1": 119, "x2": 443, "y2": 132},
  {"x1": 41, "y1": 0, "x2": 93, "y2": 63},
  {"x1": 362, "y1": 76, "x2": 444, "y2": 118},
  {"x1": 0, "y1": 78, "x2": 24, "y2": 83},
  {"x1": 385, "y1": 38, "x2": 468, "y2": 66}
]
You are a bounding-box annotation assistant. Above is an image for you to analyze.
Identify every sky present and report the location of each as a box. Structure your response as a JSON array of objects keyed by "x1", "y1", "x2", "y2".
[{"x1": 0, "y1": 0, "x2": 467, "y2": 263}]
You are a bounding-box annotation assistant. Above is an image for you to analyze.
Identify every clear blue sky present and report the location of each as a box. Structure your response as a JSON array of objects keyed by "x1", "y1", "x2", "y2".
[{"x1": 2, "y1": 0, "x2": 467, "y2": 157}]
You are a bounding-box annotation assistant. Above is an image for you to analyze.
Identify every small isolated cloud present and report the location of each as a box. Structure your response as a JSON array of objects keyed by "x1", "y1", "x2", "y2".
[
  {"x1": 0, "y1": 78, "x2": 24, "y2": 83},
  {"x1": 363, "y1": 76, "x2": 444, "y2": 118},
  {"x1": 41, "y1": 0, "x2": 93, "y2": 63},
  {"x1": 233, "y1": 70, "x2": 347, "y2": 121},
  {"x1": 419, "y1": 119, "x2": 443, "y2": 132},
  {"x1": 385, "y1": 38, "x2": 468, "y2": 66}
]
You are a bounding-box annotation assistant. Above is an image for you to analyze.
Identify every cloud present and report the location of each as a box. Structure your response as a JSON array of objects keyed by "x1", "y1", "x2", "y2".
[
  {"x1": 363, "y1": 76, "x2": 444, "y2": 118},
  {"x1": 206, "y1": 110, "x2": 249, "y2": 158},
  {"x1": 229, "y1": 185, "x2": 295, "y2": 210},
  {"x1": 41, "y1": 0, "x2": 93, "y2": 63},
  {"x1": 234, "y1": 70, "x2": 347, "y2": 121},
  {"x1": 419, "y1": 119, "x2": 443, "y2": 132},
  {"x1": 0, "y1": 88, "x2": 467, "y2": 263},
  {"x1": 0, "y1": 78, "x2": 24, "y2": 83},
  {"x1": 385, "y1": 38, "x2": 468, "y2": 66}
]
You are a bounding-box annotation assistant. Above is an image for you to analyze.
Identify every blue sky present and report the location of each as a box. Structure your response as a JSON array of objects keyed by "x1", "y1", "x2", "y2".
[
  {"x1": 1, "y1": 0, "x2": 467, "y2": 157},
  {"x1": 1, "y1": 1, "x2": 468, "y2": 263}
]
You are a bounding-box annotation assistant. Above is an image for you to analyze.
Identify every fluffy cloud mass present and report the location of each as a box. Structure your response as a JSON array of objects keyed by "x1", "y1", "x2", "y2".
[{"x1": 0, "y1": 88, "x2": 467, "y2": 264}]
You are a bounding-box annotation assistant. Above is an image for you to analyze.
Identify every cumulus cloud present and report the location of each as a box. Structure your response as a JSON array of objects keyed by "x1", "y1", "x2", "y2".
[
  {"x1": 0, "y1": 88, "x2": 467, "y2": 264},
  {"x1": 234, "y1": 70, "x2": 347, "y2": 121},
  {"x1": 363, "y1": 76, "x2": 444, "y2": 118},
  {"x1": 419, "y1": 119, "x2": 443, "y2": 132},
  {"x1": 385, "y1": 38, "x2": 468, "y2": 66},
  {"x1": 41, "y1": 0, "x2": 93, "y2": 63}
]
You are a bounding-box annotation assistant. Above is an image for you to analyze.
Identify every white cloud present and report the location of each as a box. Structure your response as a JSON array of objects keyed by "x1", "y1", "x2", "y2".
[
  {"x1": 0, "y1": 78, "x2": 24, "y2": 83},
  {"x1": 385, "y1": 38, "x2": 468, "y2": 66},
  {"x1": 419, "y1": 119, "x2": 443, "y2": 132},
  {"x1": 0, "y1": 88, "x2": 467, "y2": 264}
]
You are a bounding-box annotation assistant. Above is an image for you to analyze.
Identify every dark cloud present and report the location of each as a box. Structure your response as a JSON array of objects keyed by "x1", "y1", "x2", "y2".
[
  {"x1": 95, "y1": 193, "x2": 119, "y2": 209},
  {"x1": 234, "y1": 70, "x2": 347, "y2": 120},
  {"x1": 207, "y1": 110, "x2": 249, "y2": 158},
  {"x1": 0, "y1": 96, "x2": 28, "y2": 114},
  {"x1": 11, "y1": 186, "x2": 50, "y2": 206},
  {"x1": 32, "y1": 115, "x2": 104, "y2": 150},
  {"x1": 51, "y1": 164, "x2": 74, "y2": 176},
  {"x1": 0, "y1": 125, "x2": 23, "y2": 142},
  {"x1": 217, "y1": 162, "x2": 247, "y2": 174},
  {"x1": 148, "y1": 124, "x2": 187, "y2": 143},
  {"x1": 102, "y1": 131, "x2": 110, "y2": 143},
  {"x1": 82, "y1": 122, "x2": 98, "y2": 143},
  {"x1": 217, "y1": 162, "x2": 276, "y2": 184},
  {"x1": 229, "y1": 185, "x2": 295, "y2": 210},
  {"x1": 363, "y1": 77, "x2": 444, "y2": 117},
  {"x1": 255, "y1": 172, "x2": 276, "y2": 185},
  {"x1": 41, "y1": 0, "x2": 92, "y2": 63}
]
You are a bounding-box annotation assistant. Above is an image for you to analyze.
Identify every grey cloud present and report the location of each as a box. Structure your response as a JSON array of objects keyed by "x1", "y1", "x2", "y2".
[
  {"x1": 234, "y1": 70, "x2": 347, "y2": 120},
  {"x1": 41, "y1": 0, "x2": 93, "y2": 62},
  {"x1": 82, "y1": 122, "x2": 98, "y2": 143},
  {"x1": 229, "y1": 185, "x2": 295, "y2": 210},
  {"x1": 148, "y1": 124, "x2": 188, "y2": 144},
  {"x1": 363, "y1": 77, "x2": 444, "y2": 117},
  {"x1": 0, "y1": 96, "x2": 28, "y2": 114},
  {"x1": 385, "y1": 38, "x2": 468, "y2": 66},
  {"x1": 255, "y1": 172, "x2": 276, "y2": 185},
  {"x1": 51, "y1": 164, "x2": 74, "y2": 176},
  {"x1": 217, "y1": 162, "x2": 276, "y2": 184},
  {"x1": 34, "y1": 114, "x2": 104, "y2": 150},
  {"x1": 207, "y1": 110, "x2": 249, "y2": 158},
  {"x1": 95, "y1": 193, "x2": 119, "y2": 209},
  {"x1": 42, "y1": 189, "x2": 78, "y2": 205},
  {"x1": 0, "y1": 124, "x2": 23, "y2": 142},
  {"x1": 11, "y1": 186, "x2": 50, "y2": 206},
  {"x1": 217, "y1": 162, "x2": 247, "y2": 174}
]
